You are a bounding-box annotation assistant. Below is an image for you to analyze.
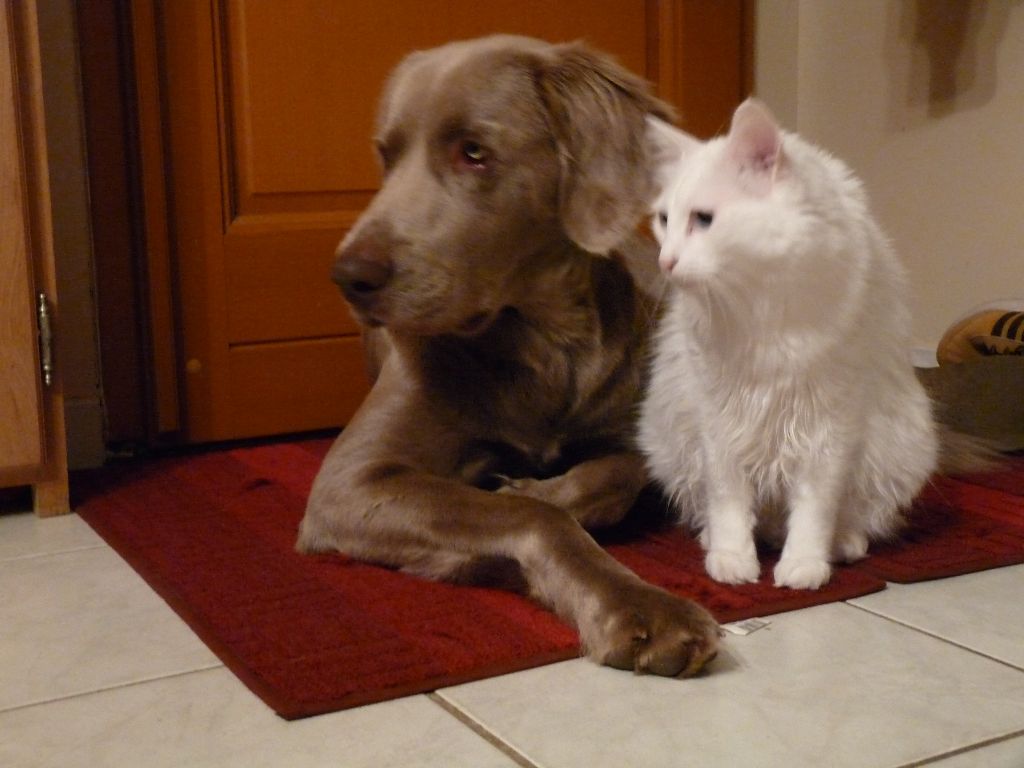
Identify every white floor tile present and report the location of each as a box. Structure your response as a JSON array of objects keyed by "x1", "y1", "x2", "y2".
[
  {"x1": 437, "y1": 603, "x2": 1024, "y2": 768},
  {"x1": 0, "y1": 668, "x2": 522, "y2": 768},
  {"x1": 0, "y1": 547, "x2": 220, "y2": 711},
  {"x1": 850, "y1": 564, "x2": 1024, "y2": 669},
  {"x1": 0, "y1": 511, "x2": 105, "y2": 562},
  {"x1": 5, "y1": 504, "x2": 1024, "y2": 765}
]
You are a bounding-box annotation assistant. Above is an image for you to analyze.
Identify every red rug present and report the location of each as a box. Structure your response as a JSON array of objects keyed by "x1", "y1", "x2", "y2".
[
  {"x1": 861, "y1": 465, "x2": 1024, "y2": 582},
  {"x1": 74, "y1": 437, "x2": 1024, "y2": 720}
]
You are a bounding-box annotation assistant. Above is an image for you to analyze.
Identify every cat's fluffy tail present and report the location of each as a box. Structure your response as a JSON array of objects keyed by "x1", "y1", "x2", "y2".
[
  {"x1": 917, "y1": 368, "x2": 1005, "y2": 475},
  {"x1": 934, "y1": 423, "x2": 1003, "y2": 476}
]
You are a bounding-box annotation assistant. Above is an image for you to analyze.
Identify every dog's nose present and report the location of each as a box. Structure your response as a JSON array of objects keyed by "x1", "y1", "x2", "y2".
[{"x1": 331, "y1": 239, "x2": 394, "y2": 307}]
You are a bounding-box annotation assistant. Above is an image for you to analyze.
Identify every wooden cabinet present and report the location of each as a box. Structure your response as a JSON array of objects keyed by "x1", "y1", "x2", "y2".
[
  {"x1": 116, "y1": 0, "x2": 750, "y2": 444},
  {"x1": 1, "y1": 1, "x2": 69, "y2": 515}
]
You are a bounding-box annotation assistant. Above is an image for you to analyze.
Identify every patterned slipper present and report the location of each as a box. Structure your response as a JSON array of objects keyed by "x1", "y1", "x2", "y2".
[{"x1": 937, "y1": 302, "x2": 1024, "y2": 365}]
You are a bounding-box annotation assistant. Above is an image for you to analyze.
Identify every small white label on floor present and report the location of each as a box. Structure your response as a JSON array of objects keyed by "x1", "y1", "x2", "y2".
[{"x1": 722, "y1": 617, "x2": 772, "y2": 636}]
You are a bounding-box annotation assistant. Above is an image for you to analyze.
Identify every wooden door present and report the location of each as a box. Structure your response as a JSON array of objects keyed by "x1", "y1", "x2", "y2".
[
  {"x1": 147, "y1": 0, "x2": 750, "y2": 443},
  {"x1": 1, "y1": 0, "x2": 69, "y2": 514}
]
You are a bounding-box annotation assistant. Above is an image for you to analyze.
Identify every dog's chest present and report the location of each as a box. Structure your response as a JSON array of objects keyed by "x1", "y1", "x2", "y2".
[
  {"x1": 425, "y1": 318, "x2": 636, "y2": 445},
  {"x1": 460, "y1": 339, "x2": 634, "y2": 483},
  {"x1": 492, "y1": 333, "x2": 611, "y2": 430}
]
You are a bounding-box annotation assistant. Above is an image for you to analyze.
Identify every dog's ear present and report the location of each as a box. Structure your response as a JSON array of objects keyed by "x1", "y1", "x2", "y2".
[{"x1": 535, "y1": 43, "x2": 675, "y2": 254}]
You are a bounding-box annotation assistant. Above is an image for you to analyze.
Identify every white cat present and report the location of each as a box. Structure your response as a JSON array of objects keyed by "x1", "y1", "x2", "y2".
[{"x1": 639, "y1": 98, "x2": 939, "y2": 590}]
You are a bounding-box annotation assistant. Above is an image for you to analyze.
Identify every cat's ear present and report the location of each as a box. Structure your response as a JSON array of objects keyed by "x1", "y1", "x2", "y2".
[
  {"x1": 727, "y1": 98, "x2": 783, "y2": 182},
  {"x1": 646, "y1": 116, "x2": 701, "y2": 189}
]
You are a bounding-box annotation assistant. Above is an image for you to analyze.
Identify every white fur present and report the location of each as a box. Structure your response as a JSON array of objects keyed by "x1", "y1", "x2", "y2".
[{"x1": 639, "y1": 99, "x2": 938, "y2": 590}]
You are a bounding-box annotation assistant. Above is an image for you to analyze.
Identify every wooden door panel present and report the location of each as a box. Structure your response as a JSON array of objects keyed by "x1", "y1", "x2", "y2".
[
  {"x1": 225, "y1": 223, "x2": 360, "y2": 343},
  {"x1": 225, "y1": 1, "x2": 649, "y2": 214},
  {"x1": 225, "y1": 2, "x2": 383, "y2": 204},
  {"x1": 226, "y1": 337, "x2": 369, "y2": 437}
]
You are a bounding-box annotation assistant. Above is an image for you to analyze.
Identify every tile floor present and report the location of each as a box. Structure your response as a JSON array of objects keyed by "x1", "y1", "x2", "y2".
[{"x1": 2, "y1": 509, "x2": 1024, "y2": 768}]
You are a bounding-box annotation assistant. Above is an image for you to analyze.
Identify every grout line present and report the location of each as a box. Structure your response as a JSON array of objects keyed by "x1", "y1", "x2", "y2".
[
  {"x1": 0, "y1": 663, "x2": 225, "y2": 717},
  {"x1": 846, "y1": 601, "x2": 1024, "y2": 673},
  {"x1": 427, "y1": 692, "x2": 545, "y2": 768},
  {"x1": 894, "y1": 727, "x2": 1024, "y2": 767},
  {"x1": 0, "y1": 542, "x2": 109, "y2": 565}
]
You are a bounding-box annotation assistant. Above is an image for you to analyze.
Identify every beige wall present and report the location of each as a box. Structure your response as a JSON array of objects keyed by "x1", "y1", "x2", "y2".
[{"x1": 756, "y1": 0, "x2": 1024, "y2": 357}]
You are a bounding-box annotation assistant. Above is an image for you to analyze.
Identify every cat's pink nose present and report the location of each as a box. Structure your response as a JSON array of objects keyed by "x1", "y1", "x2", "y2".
[{"x1": 659, "y1": 251, "x2": 678, "y2": 272}]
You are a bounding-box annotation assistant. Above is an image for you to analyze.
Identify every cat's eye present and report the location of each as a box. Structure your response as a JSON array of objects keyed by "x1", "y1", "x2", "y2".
[
  {"x1": 657, "y1": 211, "x2": 668, "y2": 227},
  {"x1": 690, "y1": 210, "x2": 714, "y2": 229}
]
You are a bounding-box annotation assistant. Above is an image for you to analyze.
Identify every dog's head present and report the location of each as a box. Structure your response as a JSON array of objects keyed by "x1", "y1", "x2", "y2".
[{"x1": 333, "y1": 35, "x2": 672, "y2": 335}]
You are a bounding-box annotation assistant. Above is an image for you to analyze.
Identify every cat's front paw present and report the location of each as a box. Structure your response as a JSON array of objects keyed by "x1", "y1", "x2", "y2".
[
  {"x1": 833, "y1": 531, "x2": 868, "y2": 563},
  {"x1": 705, "y1": 549, "x2": 760, "y2": 584},
  {"x1": 774, "y1": 557, "x2": 832, "y2": 590}
]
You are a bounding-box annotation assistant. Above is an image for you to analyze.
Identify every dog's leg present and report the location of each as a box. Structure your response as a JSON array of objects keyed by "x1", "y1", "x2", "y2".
[
  {"x1": 497, "y1": 452, "x2": 647, "y2": 528},
  {"x1": 300, "y1": 466, "x2": 719, "y2": 678}
]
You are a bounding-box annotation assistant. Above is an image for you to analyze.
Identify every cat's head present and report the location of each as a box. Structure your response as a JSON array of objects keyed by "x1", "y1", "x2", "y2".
[{"x1": 646, "y1": 99, "x2": 812, "y2": 288}]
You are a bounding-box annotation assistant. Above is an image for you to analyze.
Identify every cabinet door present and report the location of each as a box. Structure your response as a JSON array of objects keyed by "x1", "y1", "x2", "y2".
[
  {"x1": 0, "y1": 0, "x2": 68, "y2": 514},
  {"x1": 0, "y1": 2, "x2": 46, "y2": 479},
  {"x1": 154, "y1": 1, "x2": 748, "y2": 442}
]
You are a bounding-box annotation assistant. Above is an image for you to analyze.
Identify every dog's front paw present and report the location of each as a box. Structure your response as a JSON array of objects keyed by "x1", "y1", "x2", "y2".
[
  {"x1": 584, "y1": 586, "x2": 720, "y2": 678},
  {"x1": 773, "y1": 556, "x2": 832, "y2": 590},
  {"x1": 705, "y1": 549, "x2": 760, "y2": 585}
]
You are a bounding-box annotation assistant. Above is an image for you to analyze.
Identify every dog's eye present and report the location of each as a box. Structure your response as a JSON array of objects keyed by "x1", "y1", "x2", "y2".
[
  {"x1": 690, "y1": 210, "x2": 714, "y2": 229},
  {"x1": 458, "y1": 140, "x2": 489, "y2": 169}
]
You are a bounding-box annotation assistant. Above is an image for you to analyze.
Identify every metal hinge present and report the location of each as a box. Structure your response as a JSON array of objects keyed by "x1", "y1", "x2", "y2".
[{"x1": 37, "y1": 292, "x2": 53, "y2": 387}]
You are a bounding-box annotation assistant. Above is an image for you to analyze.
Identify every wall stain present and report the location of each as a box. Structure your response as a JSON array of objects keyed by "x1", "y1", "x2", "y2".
[{"x1": 886, "y1": 0, "x2": 1018, "y2": 128}]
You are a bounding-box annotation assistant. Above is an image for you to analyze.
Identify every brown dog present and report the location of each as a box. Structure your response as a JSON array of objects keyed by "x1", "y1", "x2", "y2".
[{"x1": 297, "y1": 35, "x2": 719, "y2": 677}]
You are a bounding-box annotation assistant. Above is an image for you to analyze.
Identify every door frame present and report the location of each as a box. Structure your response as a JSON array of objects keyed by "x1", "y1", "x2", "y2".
[{"x1": 77, "y1": 0, "x2": 180, "y2": 446}]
